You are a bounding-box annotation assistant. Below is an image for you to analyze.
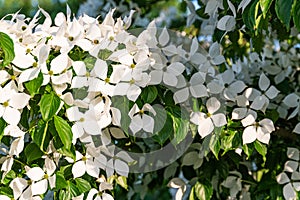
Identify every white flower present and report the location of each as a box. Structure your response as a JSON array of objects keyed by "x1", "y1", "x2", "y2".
[
  {"x1": 18, "y1": 44, "x2": 50, "y2": 83},
  {"x1": 242, "y1": 118, "x2": 275, "y2": 144},
  {"x1": 277, "y1": 147, "x2": 300, "y2": 200},
  {"x1": 26, "y1": 158, "x2": 56, "y2": 196},
  {"x1": 250, "y1": 73, "x2": 279, "y2": 113},
  {"x1": 0, "y1": 85, "x2": 30, "y2": 125},
  {"x1": 173, "y1": 72, "x2": 208, "y2": 104},
  {"x1": 128, "y1": 103, "x2": 156, "y2": 134},
  {"x1": 66, "y1": 106, "x2": 102, "y2": 141},
  {"x1": 113, "y1": 70, "x2": 150, "y2": 102},
  {"x1": 87, "y1": 179, "x2": 114, "y2": 200},
  {"x1": 149, "y1": 53, "x2": 185, "y2": 86},
  {"x1": 221, "y1": 171, "x2": 242, "y2": 198},
  {"x1": 71, "y1": 149, "x2": 100, "y2": 178},
  {"x1": 282, "y1": 93, "x2": 300, "y2": 120},
  {"x1": 41, "y1": 53, "x2": 72, "y2": 85},
  {"x1": 167, "y1": 178, "x2": 186, "y2": 200},
  {"x1": 221, "y1": 69, "x2": 246, "y2": 101},
  {"x1": 190, "y1": 97, "x2": 227, "y2": 138}
]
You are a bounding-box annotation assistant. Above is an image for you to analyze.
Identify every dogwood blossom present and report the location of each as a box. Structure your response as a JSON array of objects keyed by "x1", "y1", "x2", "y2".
[
  {"x1": 190, "y1": 97, "x2": 227, "y2": 138},
  {"x1": 242, "y1": 118, "x2": 275, "y2": 144},
  {"x1": 128, "y1": 103, "x2": 157, "y2": 134}
]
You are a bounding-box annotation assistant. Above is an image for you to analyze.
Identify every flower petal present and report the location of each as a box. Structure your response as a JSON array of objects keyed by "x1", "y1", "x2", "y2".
[
  {"x1": 72, "y1": 160, "x2": 86, "y2": 178},
  {"x1": 26, "y1": 167, "x2": 45, "y2": 181},
  {"x1": 242, "y1": 126, "x2": 257, "y2": 144}
]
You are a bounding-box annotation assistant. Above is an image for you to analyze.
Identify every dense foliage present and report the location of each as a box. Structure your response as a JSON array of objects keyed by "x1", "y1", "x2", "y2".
[{"x1": 0, "y1": 0, "x2": 299, "y2": 200}]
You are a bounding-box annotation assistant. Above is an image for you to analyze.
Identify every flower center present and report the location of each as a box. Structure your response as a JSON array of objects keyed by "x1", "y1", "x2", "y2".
[
  {"x1": 93, "y1": 39, "x2": 99, "y2": 44},
  {"x1": 139, "y1": 110, "x2": 144, "y2": 115},
  {"x1": 32, "y1": 62, "x2": 38, "y2": 68},
  {"x1": 109, "y1": 36, "x2": 114, "y2": 41},
  {"x1": 129, "y1": 79, "x2": 135, "y2": 85},
  {"x1": 48, "y1": 70, "x2": 54, "y2": 76},
  {"x1": 79, "y1": 117, "x2": 85, "y2": 122},
  {"x1": 85, "y1": 72, "x2": 90, "y2": 77},
  {"x1": 27, "y1": 180, "x2": 32, "y2": 185},
  {"x1": 104, "y1": 77, "x2": 110, "y2": 83},
  {"x1": 26, "y1": 48, "x2": 31, "y2": 54},
  {"x1": 11, "y1": 75, "x2": 16, "y2": 80},
  {"x1": 3, "y1": 101, "x2": 9, "y2": 107},
  {"x1": 130, "y1": 64, "x2": 135, "y2": 69},
  {"x1": 21, "y1": 26, "x2": 27, "y2": 31},
  {"x1": 68, "y1": 36, "x2": 74, "y2": 41},
  {"x1": 207, "y1": 112, "x2": 212, "y2": 118},
  {"x1": 44, "y1": 174, "x2": 49, "y2": 179},
  {"x1": 82, "y1": 156, "x2": 87, "y2": 162}
]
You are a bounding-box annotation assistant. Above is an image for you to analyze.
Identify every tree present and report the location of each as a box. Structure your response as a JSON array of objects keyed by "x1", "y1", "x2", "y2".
[{"x1": 0, "y1": 0, "x2": 299, "y2": 199}]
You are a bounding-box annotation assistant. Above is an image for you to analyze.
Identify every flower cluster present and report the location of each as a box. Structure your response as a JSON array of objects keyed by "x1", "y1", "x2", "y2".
[{"x1": 0, "y1": 0, "x2": 299, "y2": 199}]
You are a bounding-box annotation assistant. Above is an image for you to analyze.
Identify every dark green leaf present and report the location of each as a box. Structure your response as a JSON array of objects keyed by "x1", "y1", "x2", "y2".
[
  {"x1": 260, "y1": 0, "x2": 274, "y2": 17},
  {"x1": 0, "y1": 32, "x2": 15, "y2": 67},
  {"x1": 54, "y1": 116, "x2": 72, "y2": 150},
  {"x1": 293, "y1": 0, "x2": 300, "y2": 31},
  {"x1": 24, "y1": 72, "x2": 43, "y2": 96},
  {"x1": 275, "y1": 0, "x2": 293, "y2": 29},
  {"x1": 39, "y1": 92, "x2": 61, "y2": 121},
  {"x1": 153, "y1": 112, "x2": 172, "y2": 145},
  {"x1": 111, "y1": 96, "x2": 131, "y2": 134},
  {"x1": 68, "y1": 181, "x2": 81, "y2": 197},
  {"x1": 31, "y1": 120, "x2": 50, "y2": 151},
  {"x1": 141, "y1": 86, "x2": 158, "y2": 104},
  {"x1": 0, "y1": 187, "x2": 13, "y2": 198},
  {"x1": 24, "y1": 142, "x2": 44, "y2": 162},
  {"x1": 194, "y1": 181, "x2": 213, "y2": 200},
  {"x1": 0, "y1": 118, "x2": 6, "y2": 142},
  {"x1": 56, "y1": 171, "x2": 68, "y2": 189},
  {"x1": 75, "y1": 178, "x2": 92, "y2": 193}
]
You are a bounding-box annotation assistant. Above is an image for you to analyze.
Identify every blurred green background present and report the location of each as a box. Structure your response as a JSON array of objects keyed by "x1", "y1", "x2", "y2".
[{"x1": 0, "y1": 0, "x2": 84, "y2": 19}]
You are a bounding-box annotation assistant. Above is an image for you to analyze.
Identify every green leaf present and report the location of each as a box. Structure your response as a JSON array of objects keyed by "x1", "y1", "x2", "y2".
[
  {"x1": 24, "y1": 143, "x2": 44, "y2": 162},
  {"x1": 75, "y1": 178, "x2": 91, "y2": 193},
  {"x1": 209, "y1": 134, "x2": 220, "y2": 159},
  {"x1": 68, "y1": 181, "x2": 81, "y2": 197},
  {"x1": 254, "y1": 140, "x2": 267, "y2": 163},
  {"x1": 189, "y1": 186, "x2": 196, "y2": 200},
  {"x1": 58, "y1": 190, "x2": 71, "y2": 200},
  {"x1": 242, "y1": 0, "x2": 259, "y2": 32},
  {"x1": 111, "y1": 96, "x2": 131, "y2": 134},
  {"x1": 0, "y1": 118, "x2": 6, "y2": 142},
  {"x1": 293, "y1": 0, "x2": 300, "y2": 31},
  {"x1": 260, "y1": 0, "x2": 274, "y2": 17},
  {"x1": 39, "y1": 92, "x2": 61, "y2": 121},
  {"x1": 275, "y1": 0, "x2": 293, "y2": 29},
  {"x1": 24, "y1": 72, "x2": 43, "y2": 96},
  {"x1": 31, "y1": 120, "x2": 50, "y2": 151},
  {"x1": 0, "y1": 32, "x2": 15, "y2": 67},
  {"x1": 153, "y1": 112, "x2": 172, "y2": 145},
  {"x1": 242, "y1": 143, "x2": 254, "y2": 158},
  {"x1": 116, "y1": 176, "x2": 128, "y2": 190},
  {"x1": 141, "y1": 86, "x2": 158, "y2": 104},
  {"x1": 0, "y1": 187, "x2": 13, "y2": 198},
  {"x1": 54, "y1": 116, "x2": 73, "y2": 150},
  {"x1": 194, "y1": 181, "x2": 213, "y2": 200},
  {"x1": 1, "y1": 170, "x2": 16, "y2": 185},
  {"x1": 56, "y1": 171, "x2": 68, "y2": 189},
  {"x1": 171, "y1": 116, "x2": 189, "y2": 146}
]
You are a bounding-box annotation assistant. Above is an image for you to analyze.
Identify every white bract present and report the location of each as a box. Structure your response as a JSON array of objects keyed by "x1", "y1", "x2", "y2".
[
  {"x1": 128, "y1": 103, "x2": 157, "y2": 134},
  {"x1": 242, "y1": 118, "x2": 275, "y2": 144},
  {"x1": 190, "y1": 97, "x2": 227, "y2": 138}
]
